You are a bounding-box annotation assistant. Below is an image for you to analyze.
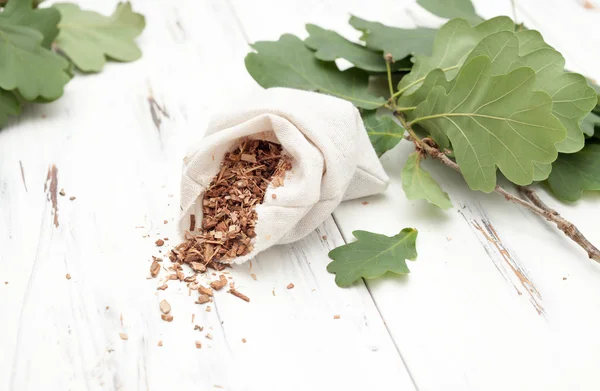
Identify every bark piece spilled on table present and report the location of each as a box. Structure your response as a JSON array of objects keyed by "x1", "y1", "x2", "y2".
[{"x1": 173, "y1": 139, "x2": 292, "y2": 268}]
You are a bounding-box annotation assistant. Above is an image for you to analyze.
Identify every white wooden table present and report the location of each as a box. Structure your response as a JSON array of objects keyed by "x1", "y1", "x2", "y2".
[{"x1": 1, "y1": 0, "x2": 600, "y2": 390}]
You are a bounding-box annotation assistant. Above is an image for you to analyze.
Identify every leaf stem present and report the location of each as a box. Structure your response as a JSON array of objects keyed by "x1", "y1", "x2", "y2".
[
  {"x1": 395, "y1": 112, "x2": 600, "y2": 263},
  {"x1": 385, "y1": 54, "x2": 395, "y2": 105}
]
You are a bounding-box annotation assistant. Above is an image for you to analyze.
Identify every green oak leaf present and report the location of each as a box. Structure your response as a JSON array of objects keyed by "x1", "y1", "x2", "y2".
[
  {"x1": 349, "y1": 15, "x2": 437, "y2": 60},
  {"x1": 547, "y1": 143, "x2": 600, "y2": 202},
  {"x1": 532, "y1": 162, "x2": 552, "y2": 181},
  {"x1": 363, "y1": 111, "x2": 405, "y2": 156},
  {"x1": 0, "y1": 89, "x2": 21, "y2": 127},
  {"x1": 411, "y1": 56, "x2": 566, "y2": 192},
  {"x1": 53, "y1": 2, "x2": 146, "y2": 72},
  {"x1": 0, "y1": 21, "x2": 70, "y2": 100},
  {"x1": 245, "y1": 34, "x2": 385, "y2": 109},
  {"x1": 305, "y1": 24, "x2": 411, "y2": 73},
  {"x1": 417, "y1": 0, "x2": 484, "y2": 24},
  {"x1": 581, "y1": 111, "x2": 600, "y2": 138},
  {"x1": 0, "y1": 0, "x2": 60, "y2": 48},
  {"x1": 327, "y1": 229, "x2": 418, "y2": 287},
  {"x1": 402, "y1": 152, "x2": 452, "y2": 209},
  {"x1": 397, "y1": 17, "x2": 515, "y2": 97},
  {"x1": 464, "y1": 30, "x2": 596, "y2": 153}
]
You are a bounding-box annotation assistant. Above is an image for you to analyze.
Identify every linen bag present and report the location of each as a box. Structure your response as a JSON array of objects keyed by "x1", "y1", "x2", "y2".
[{"x1": 180, "y1": 88, "x2": 389, "y2": 264}]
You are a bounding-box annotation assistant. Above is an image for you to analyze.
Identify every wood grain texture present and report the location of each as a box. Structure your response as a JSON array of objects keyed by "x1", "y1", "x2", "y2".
[
  {"x1": 230, "y1": 0, "x2": 600, "y2": 390},
  {"x1": 1, "y1": 0, "x2": 600, "y2": 390},
  {"x1": 0, "y1": 1, "x2": 415, "y2": 390}
]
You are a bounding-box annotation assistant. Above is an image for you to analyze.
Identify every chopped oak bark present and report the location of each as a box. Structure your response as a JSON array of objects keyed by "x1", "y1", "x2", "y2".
[{"x1": 172, "y1": 140, "x2": 291, "y2": 267}]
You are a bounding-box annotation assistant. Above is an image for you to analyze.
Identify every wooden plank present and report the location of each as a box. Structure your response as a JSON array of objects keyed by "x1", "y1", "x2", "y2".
[
  {"x1": 0, "y1": 0, "x2": 415, "y2": 390},
  {"x1": 229, "y1": 0, "x2": 600, "y2": 389}
]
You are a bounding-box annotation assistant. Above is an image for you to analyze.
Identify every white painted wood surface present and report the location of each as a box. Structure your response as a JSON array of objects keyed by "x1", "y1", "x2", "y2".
[{"x1": 1, "y1": 0, "x2": 599, "y2": 390}]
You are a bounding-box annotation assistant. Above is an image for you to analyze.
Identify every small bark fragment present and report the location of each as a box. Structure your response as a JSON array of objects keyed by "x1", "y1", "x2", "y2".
[
  {"x1": 69, "y1": 196, "x2": 76, "y2": 201},
  {"x1": 286, "y1": 283, "x2": 294, "y2": 289},
  {"x1": 59, "y1": 189, "x2": 66, "y2": 196},
  {"x1": 197, "y1": 294, "x2": 210, "y2": 304},
  {"x1": 229, "y1": 288, "x2": 250, "y2": 302},
  {"x1": 333, "y1": 315, "x2": 340, "y2": 320},
  {"x1": 150, "y1": 261, "x2": 160, "y2": 277},
  {"x1": 161, "y1": 314, "x2": 173, "y2": 322},
  {"x1": 119, "y1": 333, "x2": 128, "y2": 340},
  {"x1": 155, "y1": 239, "x2": 165, "y2": 247},
  {"x1": 159, "y1": 300, "x2": 171, "y2": 314},
  {"x1": 205, "y1": 333, "x2": 213, "y2": 340},
  {"x1": 242, "y1": 338, "x2": 247, "y2": 343},
  {"x1": 250, "y1": 273, "x2": 257, "y2": 281},
  {"x1": 65, "y1": 273, "x2": 71, "y2": 280},
  {"x1": 198, "y1": 285, "x2": 213, "y2": 296},
  {"x1": 195, "y1": 341, "x2": 202, "y2": 348},
  {"x1": 190, "y1": 262, "x2": 206, "y2": 273},
  {"x1": 158, "y1": 340, "x2": 163, "y2": 347}
]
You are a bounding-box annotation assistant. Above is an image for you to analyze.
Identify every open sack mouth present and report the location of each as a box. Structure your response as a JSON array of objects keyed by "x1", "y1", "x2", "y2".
[{"x1": 173, "y1": 138, "x2": 292, "y2": 268}]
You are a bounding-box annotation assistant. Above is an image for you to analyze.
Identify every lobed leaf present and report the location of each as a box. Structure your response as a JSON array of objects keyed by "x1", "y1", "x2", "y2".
[
  {"x1": 416, "y1": 0, "x2": 484, "y2": 24},
  {"x1": 397, "y1": 17, "x2": 515, "y2": 99},
  {"x1": 464, "y1": 30, "x2": 596, "y2": 153},
  {"x1": 547, "y1": 143, "x2": 600, "y2": 202},
  {"x1": 0, "y1": 88, "x2": 21, "y2": 127},
  {"x1": 327, "y1": 229, "x2": 418, "y2": 287},
  {"x1": 349, "y1": 16, "x2": 437, "y2": 61},
  {"x1": 581, "y1": 111, "x2": 600, "y2": 138},
  {"x1": 245, "y1": 34, "x2": 386, "y2": 109},
  {"x1": 0, "y1": 20, "x2": 70, "y2": 100},
  {"x1": 53, "y1": 2, "x2": 146, "y2": 72},
  {"x1": 402, "y1": 152, "x2": 453, "y2": 209},
  {"x1": 305, "y1": 24, "x2": 411, "y2": 73},
  {"x1": 363, "y1": 111, "x2": 405, "y2": 156},
  {"x1": 0, "y1": 0, "x2": 60, "y2": 48},
  {"x1": 411, "y1": 56, "x2": 566, "y2": 192}
]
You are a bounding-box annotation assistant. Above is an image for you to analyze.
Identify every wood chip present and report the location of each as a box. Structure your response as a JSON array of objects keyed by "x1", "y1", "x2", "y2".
[
  {"x1": 158, "y1": 340, "x2": 163, "y2": 347},
  {"x1": 155, "y1": 239, "x2": 165, "y2": 247},
  {"x1": 161, "y1": 314, "x2": 173, "y2": 322},
  {"x1": 210, "y1": 274, "x2": 228, "y2": 291},
  {"x1": 191, "y1": 314, "x2": 195, "y2": 324},
  {"x1": 69, "y1": 196, "x2": 76, "y2": 201},
  {"x1": 163, "y1": 220, "x2": 168, "y2": 224},
  {"x1": 159, "y1": 300, "x2": 171, "y2": 314},
  {"x1": 119, "y1": 333, "x2": 128, "y2": 340},
  {"x1": 333, "y1": 315, "x2": 340, "y2": 319},
  {"x1": 205, "y1": 333, "x2": 213, "y2": 340},
  {"x1": 194, "y1": 325, "x2": 204, "y2": 331},
  {"x1": 197, "y1": 294, "x2": 210, "y2": 304},
  {"x1": 172, "y1": 140, "x2": 291, "y2": 267},
  {"x1": 190, "y1": 262, "x2": 206, "y2": 273},
  {"x1": 65, "y1": 273, "x2": 71, "y2": 280},
  {"x1": 150, "y1": 261, "x2": 160, "y2": 277},
  {"x1": 241, "y1": 153, "x2": 257, "y2": 163},
  {"x1": 198, "y1": 285, "x2": 213, "y2": 296},
  {"x1": 242, "y1": 338, "x2": 247, "y2": 343},
  {"x1": 229, "y1": 288, "x2": 250, "y2": 302},
  {"x1": 205, "y1": 306, "x2": 211, "y2": 312},
  {"x1": 59, "y1": 188, "x2": 66, "y2": 196},
  {"x1": 195, "y1": 341, "x2": 202, "y2": 349},
  {"x1": 286, "y1": 283, "x2": 294, "y2": 289},
  {"x1": 250, "y1": 273, "x2": 257, "y2": 281}
]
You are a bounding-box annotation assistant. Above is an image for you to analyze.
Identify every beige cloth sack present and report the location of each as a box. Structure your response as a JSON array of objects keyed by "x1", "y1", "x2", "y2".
[{"x1": 180, "y1": 88, "x2": 389, "y2": 264}]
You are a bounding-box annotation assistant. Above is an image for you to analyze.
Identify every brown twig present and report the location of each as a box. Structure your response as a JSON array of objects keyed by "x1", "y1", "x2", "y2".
[{"x1": 395, "y1": 112, "x2": 600, "y2": 263}]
